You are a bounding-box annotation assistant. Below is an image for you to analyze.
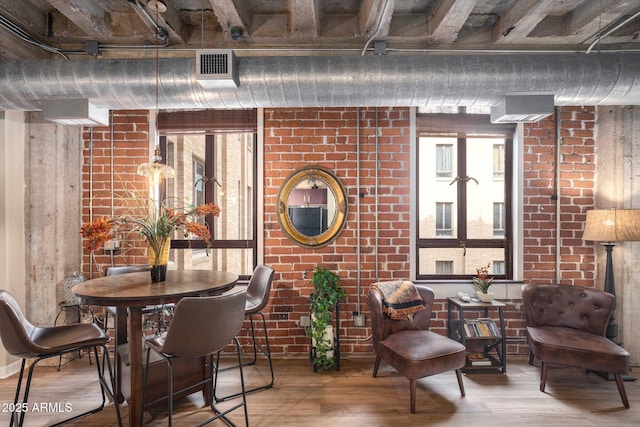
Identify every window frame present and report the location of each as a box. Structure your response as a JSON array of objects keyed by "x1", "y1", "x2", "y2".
[
  {"x1": 414, "y1": 112, "x2": 515, "y2": 281},
  {"x1": 157, "y1": 110, "x2": 258, "y2": 281}
]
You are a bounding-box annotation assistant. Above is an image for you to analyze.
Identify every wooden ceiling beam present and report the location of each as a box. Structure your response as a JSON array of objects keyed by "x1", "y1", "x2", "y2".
[
  {"x1": 360, "y1": 0, "x2": 396, "y2": 39},
  {"x1": 209, "y1": 0, "x2": 252, "y2": 39},
  {"x1": 289, "y1": 0, "x2": 320, "y2": 38},
  {"x1": 429, "y1": 0, "x2": 478, "y2": 43},
  {"x1": 493, "y1": 0, "x2": 555, "y2": 44}
]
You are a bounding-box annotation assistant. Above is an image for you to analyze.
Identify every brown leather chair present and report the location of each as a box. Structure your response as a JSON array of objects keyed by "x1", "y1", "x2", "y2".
[
  {"x1": 368, "y1": 283, "x2": 466, "y2": 413},
  {"x1": 141, "y1": 288, "x2": 249, "y2": 426},
  {"x1": 522, "y1": 283, "x2": 631, "y2": 408},
  {"x1": 0, "y1": 290, "x2": 122, "y2": 427},
  {"x1": 217, "y1": 264, "x2": 275, "y2": 401}
]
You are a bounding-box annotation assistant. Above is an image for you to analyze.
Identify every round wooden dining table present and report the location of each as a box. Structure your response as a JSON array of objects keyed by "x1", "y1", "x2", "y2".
[{"x1": 73, "y1": 269, "x2": 238, "y2": 427}]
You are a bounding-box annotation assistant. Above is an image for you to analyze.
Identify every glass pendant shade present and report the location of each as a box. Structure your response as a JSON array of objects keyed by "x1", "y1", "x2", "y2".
[{"x1": 137, "y1": 146, "x2": 175, "y2": 180}]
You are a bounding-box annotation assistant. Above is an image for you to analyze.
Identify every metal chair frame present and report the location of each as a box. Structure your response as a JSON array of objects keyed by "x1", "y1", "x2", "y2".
[
  {"x1": 140, "y1": 291, "x2": 249, "y2": 427},
  {"x1": 0, "y1": 290, "x2": 122, "y2": 427},
  {"x1": 215, "y1": 265, "x2": 275, "y2": 402},
  {"x1": 142, "y1": 338, "x2": 249, "y2": 427},
  {"x1": 11, "y1": 343, "x2": 121, "y2": 427}
]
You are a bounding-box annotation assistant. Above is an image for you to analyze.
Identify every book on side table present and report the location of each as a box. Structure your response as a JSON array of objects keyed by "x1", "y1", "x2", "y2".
[{"x1": 467, "y1": 353, "x2": 492, "y2": 366}]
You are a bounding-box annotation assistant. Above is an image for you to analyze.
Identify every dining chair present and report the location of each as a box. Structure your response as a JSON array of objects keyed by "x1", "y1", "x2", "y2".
[
  {"x1": 141, "y1": 288, "x2": 249, "y2": 427},
  {"x1": 216, "y1": 265, "x2": 275, "y2": 401},
  {"x1": 0, "y1": 290, "x2": 122, "y2": 427}
]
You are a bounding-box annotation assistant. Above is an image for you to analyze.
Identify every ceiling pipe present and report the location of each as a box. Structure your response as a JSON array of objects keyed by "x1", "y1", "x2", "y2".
[
  {"x1": 586, "y1": 10, "x2": 640, "y2": 54},
  {"x1": 1, "y1": 53, "x2": 640, "y2": 111}
]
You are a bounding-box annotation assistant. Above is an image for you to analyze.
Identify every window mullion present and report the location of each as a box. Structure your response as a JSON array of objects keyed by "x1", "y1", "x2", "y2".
[{"x1": 457, "y1": 137, "x2": 467, "y2": 241}]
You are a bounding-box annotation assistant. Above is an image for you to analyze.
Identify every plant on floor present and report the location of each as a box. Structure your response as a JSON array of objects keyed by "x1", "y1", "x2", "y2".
[{"x1": 308, "y1": 266, "x2": 344, "y2": 370}]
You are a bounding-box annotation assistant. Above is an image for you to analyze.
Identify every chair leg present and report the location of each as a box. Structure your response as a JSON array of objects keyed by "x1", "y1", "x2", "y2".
[
  {"x1": 409, "y1": 378, "x2": 417, "y2": 414},
  {"x1": 455, "y1": 368, "x2": 465, "y2": 397},
  {"x1": 528, "y1": 350, "x2": 534, "y2": 365},
  {"x1": 614, "y1": 374, "x2": 630, "y2": 409},
  {"x1": 10, "y1": 359, "x2": 26, "y2": 427},
  {"x1": 216, "y1": 311, "x2": 274, "y2": 401},
  {"x1": 141, "y1": 348, "x2": 175, "y2": 427},
  {"x1": 372, "y1": 354, "x2": 381, "y2": 377},
  {"x1": 206, "y1": 338, "x2": 249, "y2": 427},
  {"x1": 12, "y1": 347, "x2": 120, "y2": 427},
  {"x1": 92, "y1": 345, "x2": 123, "y2": 427},
  {"x1": 540, "y1": 362, "x2": 548, "y2": 392}
]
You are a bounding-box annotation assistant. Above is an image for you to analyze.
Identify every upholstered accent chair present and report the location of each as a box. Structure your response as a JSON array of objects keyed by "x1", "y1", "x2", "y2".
[
  {"x1": 522, "y1": 283, "x2": 631, "y2": 408},
  {"x1": 368, "y1": 283, "x2": 466, "y2": 413}
]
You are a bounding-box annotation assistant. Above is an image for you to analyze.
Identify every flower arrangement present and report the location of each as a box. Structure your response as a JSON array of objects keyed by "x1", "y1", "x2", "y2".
[
  {"x1": 81, "y1": 197, "x2": 221, "y2": 267},
  {"x1": 473, "y1": 263, "x2": 494, "y2": 294}
]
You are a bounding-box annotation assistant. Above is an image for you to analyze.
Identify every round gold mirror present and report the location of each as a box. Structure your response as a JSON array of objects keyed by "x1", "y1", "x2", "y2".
[{"x1": 277, "y1": 166, "x2": 348, "y2": 248}]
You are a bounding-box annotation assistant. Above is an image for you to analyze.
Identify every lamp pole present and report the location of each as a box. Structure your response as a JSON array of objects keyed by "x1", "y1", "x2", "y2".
[{"x1": 603, "y1": 243, "x2": 618, "y2": 340}]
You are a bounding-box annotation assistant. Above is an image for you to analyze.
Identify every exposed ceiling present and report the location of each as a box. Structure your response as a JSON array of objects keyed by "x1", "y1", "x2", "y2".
[
  {"x1": 2, "y1": 0, "x2": 640, "y2": 112},
  {"x1": 2, "y1": 0, "x2": 640, "y2": 60}
]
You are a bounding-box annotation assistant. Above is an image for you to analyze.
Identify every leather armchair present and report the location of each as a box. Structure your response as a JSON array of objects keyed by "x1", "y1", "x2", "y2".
[
  {"x1": 522, "y1": 283, "x2": 631, "y2": 408},
  {"x1": 368, "y1": 283, "x2": 466, "y2": 413}
]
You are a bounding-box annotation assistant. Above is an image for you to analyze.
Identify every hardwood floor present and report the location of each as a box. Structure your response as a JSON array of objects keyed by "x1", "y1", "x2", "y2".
[{"x1": 1, "y1": 355, "x2": 638, "y2": 426}]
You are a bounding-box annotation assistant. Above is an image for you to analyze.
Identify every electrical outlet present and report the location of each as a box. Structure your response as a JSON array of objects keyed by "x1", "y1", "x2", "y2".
[
  {"x1": 300, "y1": 314, "x2": 311, "y2": 327},
  {"x1": 354, "y1": 313, "x2": 365, "y2": 327}
]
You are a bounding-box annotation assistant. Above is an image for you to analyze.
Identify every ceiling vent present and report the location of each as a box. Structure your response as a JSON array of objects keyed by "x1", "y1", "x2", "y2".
[
  {"x1": 490, "y1": 94, "x2": 554, "y2": 123},
  {"x1": 196, "y1": 49, "x2": 238, "y2": 89},
  {"x1": 42, "y1": 97, "x2": 109, "y2": 126}
]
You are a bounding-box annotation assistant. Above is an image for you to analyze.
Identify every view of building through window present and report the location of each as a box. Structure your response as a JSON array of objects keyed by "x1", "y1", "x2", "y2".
[
  {"x1": 417, "y1": 134, "x2": 510, "y2": 279},
  {"x1": 163, "y1": 132, "x2": 256, "y2": 277}
]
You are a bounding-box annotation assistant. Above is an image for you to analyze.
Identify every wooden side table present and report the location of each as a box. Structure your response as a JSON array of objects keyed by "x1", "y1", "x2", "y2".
[{"x1": 447, "y1": 297, "x2": 507, "y2": 373}]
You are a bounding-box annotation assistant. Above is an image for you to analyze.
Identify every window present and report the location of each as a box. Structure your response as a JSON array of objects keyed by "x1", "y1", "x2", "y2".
[
  {"x1": 436, "y1": 261, "x2": 453, "y2": 275},
  {"x1": 493, "y1": 143, "x2": 505, "y2": 178},
  {"x1": 436, "y1": 202, "x2": 452, "y2": 236},
  {"x1": 193, "y1": 159, "x2": 205, "y2": 220},
  {"x1": 157, "y1": 109, "x2": 258, "y2": 279},
  {"x1": 493, "y1": 202, "x2": 505, "y2": 237},
  {"x1": 416, "y1": 113, "x2": 513, "y2": 280},
  {"x1": 436, "y1": 144, "x2": 453, "y2": 178}
]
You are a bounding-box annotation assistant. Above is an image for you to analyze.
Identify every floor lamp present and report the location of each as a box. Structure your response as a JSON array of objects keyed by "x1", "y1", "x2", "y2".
[{"x1": 583, "y1": 208, "x2": 640, "y2": 381}]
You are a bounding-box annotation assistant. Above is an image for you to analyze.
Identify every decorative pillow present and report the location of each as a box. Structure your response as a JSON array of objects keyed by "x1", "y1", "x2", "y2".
[{"x1": 371, "y1": 280, "x2": 425, "y2": 320}]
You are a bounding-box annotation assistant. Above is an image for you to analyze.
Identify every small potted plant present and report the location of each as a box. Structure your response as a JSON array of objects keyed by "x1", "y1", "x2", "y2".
[
  {"x1": 473, "y1": 263, "x2": 494, "y2": 302},
  {"x1": 308, "y1": 266, "x2": 344, "y2": 371}
]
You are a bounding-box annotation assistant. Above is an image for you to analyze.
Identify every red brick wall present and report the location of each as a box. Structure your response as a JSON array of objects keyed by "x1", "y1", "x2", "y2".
[
  {"x1": 522, "y1": 107, "x2": 596, "y2": 286},
  {"x1": 82, "y1": 110, "x2": 151, "y2": 278},
  {"x1": 263, "y1": 107, "x2": 411, "y2": 356},
  {"x1": 81, "y1": 106, "x2": 597, "y2": 359}
]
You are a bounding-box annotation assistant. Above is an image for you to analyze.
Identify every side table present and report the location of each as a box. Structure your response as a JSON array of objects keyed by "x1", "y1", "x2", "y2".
[{"x1": 447, "y1": 297, "x2": 507, "y2": 373}]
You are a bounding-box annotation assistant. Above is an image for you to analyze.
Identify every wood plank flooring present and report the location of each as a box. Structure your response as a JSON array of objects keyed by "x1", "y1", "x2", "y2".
[{"x1": 1, "y1": 355, "x2": 638, "y2": 426}]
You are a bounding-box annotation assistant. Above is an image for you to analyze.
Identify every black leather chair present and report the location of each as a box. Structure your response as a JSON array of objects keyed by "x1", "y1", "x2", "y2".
[
  {"x1": 368, "y1": 283, "x2": 466, "y2": 413},
  {"x1": 216, "y1": 265, "x2": 275, "y2": 401},
  {"x1": 141, "y1": 289, "x2": 249, "y2": 427},
  {"x1": 0, "y1": 290, "x2": 122, "y2": 427}
]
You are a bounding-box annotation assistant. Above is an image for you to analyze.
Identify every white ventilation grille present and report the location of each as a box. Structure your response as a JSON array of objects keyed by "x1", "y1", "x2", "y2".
[
  {"x1": 196, "y1": 49, "x2": 238, "y2": 89},
  {"x1": 490, "y1": 94, "x2": 554, "y2": 123}
]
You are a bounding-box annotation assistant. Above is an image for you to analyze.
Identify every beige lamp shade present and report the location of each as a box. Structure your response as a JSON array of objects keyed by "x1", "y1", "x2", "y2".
[{"x1": 583, "y1": 209, "x2": 640, "y2": 242}]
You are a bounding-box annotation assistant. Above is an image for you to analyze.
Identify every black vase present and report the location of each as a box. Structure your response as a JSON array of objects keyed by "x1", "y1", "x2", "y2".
[{"x1": 150, "y1": 264, "x2": 167, "y2": 282}]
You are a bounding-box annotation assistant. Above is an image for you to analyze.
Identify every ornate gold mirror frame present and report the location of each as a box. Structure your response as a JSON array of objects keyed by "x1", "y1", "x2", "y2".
[{"x1": 277, "y1": 166, "x2": 348, "y2": 248}]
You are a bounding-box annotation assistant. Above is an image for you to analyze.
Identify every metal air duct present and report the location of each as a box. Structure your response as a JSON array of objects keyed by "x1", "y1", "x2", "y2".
[{"x1": 0, "y1": 53, "x2": 639, "y2": 111}]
